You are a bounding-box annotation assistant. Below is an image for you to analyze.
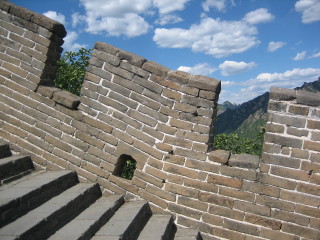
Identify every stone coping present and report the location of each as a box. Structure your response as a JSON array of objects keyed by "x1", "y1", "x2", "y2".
[
  {"x1": 0, "y1": 0, "x2": 66, "y2": 37},
  {"x1": 270, "y1": 87, "x2": 320, "y2": 106}
]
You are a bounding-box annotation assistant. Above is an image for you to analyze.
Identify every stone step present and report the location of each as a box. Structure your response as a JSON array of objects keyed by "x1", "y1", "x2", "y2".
[
  {"x1": 137, "y1": 214, "x2": 175, "y2": 240},
  {"x1": 174, "y1": 227, "x2": 203, "y2": 240},
  {"x1": 0, "y1": 139, "x2": 11, "y2": 159},
  {"x1": 0, "y1": 155, "x2": 34, "y2": 183},
  {"x1": 0, "y1": 170, "x2": 78, "y2": 228},
  {"x1": 48, "y1": 195, "x2": 124, "y2": 240},
  {"x1": 92, "y1": 200, "x2": 152, "y2": 240},
  {"x1": 0, "y1": 182, "x2": 101, "y2": 240}
]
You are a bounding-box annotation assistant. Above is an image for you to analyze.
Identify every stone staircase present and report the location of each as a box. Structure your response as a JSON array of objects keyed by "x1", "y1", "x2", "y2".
[{"x1": 0, "y1": 140, "x2": 202, "y2": 240}]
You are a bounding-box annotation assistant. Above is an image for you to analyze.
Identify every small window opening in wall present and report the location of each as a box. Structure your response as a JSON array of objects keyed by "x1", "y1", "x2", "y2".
[{"x1": 113, "y1": 155, "x2": 137, "y2": 180}]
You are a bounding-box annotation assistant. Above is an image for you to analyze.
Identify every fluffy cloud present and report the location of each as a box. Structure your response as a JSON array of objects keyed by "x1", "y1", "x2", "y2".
[
  {"x1": 177, "y1": 63, "x2": 217, "y2": 75},
  {"x1": 295, "y1": 0, "x2": 320, "y2": 23},
  {"x1": 153, "y1": 0, "x2": 191, "y2": 15},
  {"x1": 155, "y1": 14, "x2": 183, "y2": 26},
  {"x1": 225, "y1": 68, "x2": 320, "y2": 103},
  {"x1": 153, "y1": 16, "x2": 260, "y2": 58},
  {"x1": 219, "y1": 61, "x2": 256, "y2": 76},
  {"x1": 43, "y1": 11, "x2": 66, "y2": 25},
  {"x1": 63, "y1": 31, "x2": 88, "y2": 51},
  {"x1": 310, "y1": 52, "x2": 320, "y2": 58},
  {"x1": 293, "y1": 51, "x2": 307, "y2": 60},
  {"x1": 202, "y1": 0, "x2": 227, "y2": 12},
  {"x1": 267, "y1": 41, "x2": 286, "y2": 52},
  {"x1": 79, "y1": 0, "x2": 151, "y2": 37},
  {"x1": 243, "y1": 8, "x2": 274, "y2": 25}
]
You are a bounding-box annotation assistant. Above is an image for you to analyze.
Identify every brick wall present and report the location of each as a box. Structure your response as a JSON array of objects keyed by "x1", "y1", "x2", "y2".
[{"x1": 1, "y1": 1, "x2": 320, "y2": 239}]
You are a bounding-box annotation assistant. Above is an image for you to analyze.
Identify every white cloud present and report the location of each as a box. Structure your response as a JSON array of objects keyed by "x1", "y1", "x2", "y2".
[
  {"x1": 155, "y1": 14, "x2": 183, "y2": 25},
  {"x1": 267, "y1": 41, "x2": 286, "y2": 52},
  {"x1": 295, "y1": 0, "x2": 320, "y2": 23},
  {"x1": 71, "y1": 12, "x2": 86, "y2": 28},
  {"x1": 63, "y1": 31, "x2": 88, "y2": 51},
  {"x1": 177, "y1": 63, "x2": 217, "y2": 75},
  {"x1": 310, "y1": 52, "x2": 320, "y2": 58},
  {"x1": 293, "y1": 51, "x2": 307, "y2": 60},
  {"x1": 153, "y1": 0, "x2": 191, "y2": 15},
  {"x1": 243, "y1": 8, "x2": 274, "y2": 24},
  {"x1": 79, "y1": 0, "x2": 152, "y2": 37},
  {"x1": 202, "y1": 0, "x2": 227, "y2": 12},
  {"x1": 219, "y1": 60, "x2": 256, "y2": 76},
  {"x1": 43, "y1": 11, "x2": 66, "y2": 25},
  {"x1": 153, "y1": 17, "x2": 259, "y2": 58},
  {"x1": 232, "y1": 68, "x2": 320, "y2": 103}
]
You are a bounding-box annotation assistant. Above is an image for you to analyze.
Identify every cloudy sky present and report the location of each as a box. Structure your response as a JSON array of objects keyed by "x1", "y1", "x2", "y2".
[{"x1": 12, "y1": 0, "x2": 320, "y2": 104}]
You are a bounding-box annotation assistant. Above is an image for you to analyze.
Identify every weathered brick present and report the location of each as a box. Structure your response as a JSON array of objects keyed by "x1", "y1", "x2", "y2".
[
  {"x1": 219, "y1": 187, "x2": 254, "y2": 202},
  {"x1": 135, "y1": 169, "x2": 164, "y2": 188},
  {"x1": 234, "y1": 201, "x2": 270, "y2": 217},
  {"x1": 142, "y1": 61, "x2": 169, "y2": 77},
  {"x1": 52, "y1": 148, "x2": 81, "y2": 166},
  {"x1": 262, "y1": 153, "x2": 301, "y2": 168},
  {"x1": 145, "y1": 165, "x2": 167, "y2": 181},
  {"x1": 209, "y1": 205, "x2": 244, "y2": 220},
  {"x1": 98, "y1": 113, "x2": 127, "y2": 131},
  {"x1": 242, "y1": 181, "x2": 280, "y2": 197},
  {"x1": 220, "y1": 166, "x2": 257, "y2": 181},
  {"x1": 304, "y1": 140, "x2": 320, "y2": 152},
  {"x1": 199, "y1": 192, "x2": 233, "y2": 208},
  {"x1": 310, "y1": 172, "x2": 320, "y2": 184},
  {"x1": 269, "y1": 112, "x2": 306, "y2": 128},
  {"x1": 164, "y1": 135, "x2": 192, "y2": 149},
  {"x1": 288, "y1": 104, "x2": 309, "y2": 116},
  {"x1": 271, "y1": 165, "x2": 309, "y2": 181},
  {"x1": 164, "y1": 162, "x2": 198, "y2": 178},
  {"x1": 185, "y1": 159, "x2": 219, "y2": 173},
  {"x1": 165, "y1": 182, "x2": 199, "y2": 198},
  {"x1": 143, "y1": 88, "x2": 174, "y2": 108},
  {"x1": 127, "y1": 126, "x2": 155, "y2": 145},
  {"x1": 156, "y1": 123, "x2": 177, "y2": 135},
  {"x1": 174, "y1": 148, "x2": 207, "y2": 161},
  {"x1": 266, "y1": 123, "x2": 285, "y2": 133},
  {"x1": 223, "y1": 219, "x2": 259, "y2": 236},
  {"x1": 280, "y1": 189, "x2": 319, "y2": 207},
  {"x1": 138, "y1": 189, "x2": 168, "y2": 209},
  {"x1": 202, "y1": 213, "x2": 223, "y2": 227},
  {"x1": 168, "y1": 203, "x2": 202, "y2": 220},
  {"x1": 181, "y1": 94, "x2": 213, "y2": 108},
  {"x1": 287, "y1": 126, "x2": 309, "y2": 137},
  {"x1": 271, "y1": 209, "x2": 309, "y2": 226},
  {"x1": 177, "y1": 196, "x2": 208, "y2": 211},
  {"x1": 185, "y1": 177, "x2": 218, "y2": 193},
  {"x1": 281, "y1": 222, "x2": 320, "y2": 239},
  {"x1": 260, "y1": 228, "x2": 299, "y2": 240},
  {"x1": 145, "y1": 184, "x2": 175, "y2": 202},
  {"x1": 82, "y1": 161, "x2": 109, "y2": 178},
  {"x1": 297, "y1": 182, "x2": 320, "y2": 196},
  {"x1": 207, "y1": 174, "x2": 242, "y2": 189},
  {"x1": 208, "y1": 150, "x2": 230, "y2": 164},
  {"x1": 264, "y1": 133, "x2": 303, "y2": 148},
  {"x1": 169, "y1": 118, "x2": 193, "y2": 131},
  {"x1": 133, "y1": 139, "x2": 163, "y2": 160},
  {"x1": 295, "y1": 204, "x2": 320, "y2": 218},
  {"x1": 258, "y1": 173, "x2": 296, "y2": 190},
  {"x1": 256, "y1": 194, "x2": 295, "y2": 212},
  {"x1": 211, "y1": 226, "x2": 246, "y2": 240},
  {"x1": 128, "y1": 109, "x2": 157, "y2": 127}
]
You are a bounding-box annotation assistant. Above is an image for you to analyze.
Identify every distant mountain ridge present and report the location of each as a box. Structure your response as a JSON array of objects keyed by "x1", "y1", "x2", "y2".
[{"x1": 215, "y1": 77, "x2": 320, "y2": 138}]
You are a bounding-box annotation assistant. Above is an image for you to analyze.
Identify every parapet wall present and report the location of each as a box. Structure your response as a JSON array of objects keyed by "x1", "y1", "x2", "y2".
[{"x1": 0, "y1": 1, "x2": 319, "y2": 239}]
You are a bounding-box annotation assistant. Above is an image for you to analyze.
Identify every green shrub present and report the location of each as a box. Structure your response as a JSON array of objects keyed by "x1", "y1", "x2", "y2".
[
  {"x1": 214, "y1": 128, "x2": 265, "y2": 156},
  {"x1": 120, "y1": 158, "x2": 136, "y2": 180},
  {"x1": 55, "y1": 48, "x2": 92, "y2": 96}
]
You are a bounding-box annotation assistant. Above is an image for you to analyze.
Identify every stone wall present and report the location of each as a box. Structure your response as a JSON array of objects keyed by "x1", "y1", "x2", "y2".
[{"x1": 0, "y1": 1, "x2": 320, "y2": 239}]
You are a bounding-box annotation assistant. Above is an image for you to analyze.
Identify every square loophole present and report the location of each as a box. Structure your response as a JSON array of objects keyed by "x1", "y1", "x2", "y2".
[{"x1": 113, "y1": 154, "x2": 137, "y2": 180}]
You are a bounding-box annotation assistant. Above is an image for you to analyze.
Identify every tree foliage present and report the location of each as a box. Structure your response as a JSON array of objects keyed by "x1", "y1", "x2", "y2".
[
  {"x1": 55, "y1": 48, "x2": 92, "y2": 96},
  {"x1": 214, "y1": 127, "x2": 265, "y2": 156},
  {"x1": 120, "y1": 158, "x2": 137, "y2": 180}
]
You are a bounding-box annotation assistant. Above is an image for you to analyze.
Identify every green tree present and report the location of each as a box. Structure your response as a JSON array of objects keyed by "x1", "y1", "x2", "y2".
[
  {"x1": 214, "y1": 127, "x2": 265, "y2": 156},
  {"x1": 55, "y1": 48, "x2": 92, "y2": 96}
]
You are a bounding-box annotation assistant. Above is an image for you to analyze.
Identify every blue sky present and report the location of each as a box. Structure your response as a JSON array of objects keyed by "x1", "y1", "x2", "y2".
[{"x1": 12, "y1": 0, "x2": 320, "y2": 104}]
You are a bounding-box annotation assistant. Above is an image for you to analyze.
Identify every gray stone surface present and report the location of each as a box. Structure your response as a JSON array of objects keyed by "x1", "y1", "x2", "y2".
[
  {"x1": 48, "y1": 195, "x2": 124, "y2": 240},
  {"x1": 94, "y1": 200, "x2": 151, "y2": 239},
  {"x1": 208, "y1": 150, "x2": 230, "y2": 164},
  {"x1": 138, "y1": 214, "x2": 174, "y2": 240},
  {"x1": 174, "y1": 227, "x2": 202, "y2": 240},
  {"x1": 297, "y1": 90, "x2": 320, "y2": 106},
  {"x1": 0, "y1": 155, "x2": 33, "y2": 181},
  {"x1": 228, "y1": 154, "x2": 260, "y2": 169},
  {"x1": 0, "y1": 183, "x2": 100, "y2": 240},
  {"x1": 270, "y1": 87, "x2": 296, "y2": 101}
]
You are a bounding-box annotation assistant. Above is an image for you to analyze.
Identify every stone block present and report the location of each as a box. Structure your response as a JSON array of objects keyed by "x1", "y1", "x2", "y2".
[
  {"x1": 142, "y1": 61, "x2": 169, "y2": 77},
  {"x1": 164, "y1": 162, "x2": 198, "y2": 179},
  {"x1": 185, "y1": 159, "x2": 219, "y2": 173},
  {"x1": 304, "y1": 140, "x2": 320, "y2": 152},
  {"x1": 264, "y1": 133, "x2": 303, "y2": 148},
  {"x1": 208, "y1": 150, "x2": 230, "y2": 164},
  {"x1": 208, "y1": 174, "x2": 242, "y2": 189},
  {"x1": 288, "y1": 104, "x2": 309, "y2": 116},
  {"x1": 297, "y1": 90, "x2": 320, "y2": 106},
  {"x1": 220, "y1": 166, "x2": 257, "y2": 181},
  {"x1": 223, "y1": 219, "x2": 259, "y2": 236},
  {"x1": 269, "y1": 87, "x2": 296, "y2": 101},
  {"x1": 165, "y1": 182, "x2": 199, "y2": 198},
  {"x1": 52, "y1": 90, "x2": 80, "y2": 109},
  {"x1": 219, "y1": 187, "x2": 254, "y2": 202},
  {"x1": 262, "y1": 153, "x2": 301, "y2": 169},
  {"x1": 270, "y1": 165, "x2": 309, "y2": 181},
  {"x1": 228, "y1": 153, "x2": 260, "y2": 169},
  {"x1": 199, "y1": 192, "x2": 234, "y2": 208},
  {"x1": 184, "y1": 178, "x2": 218, "y2": 193}
]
